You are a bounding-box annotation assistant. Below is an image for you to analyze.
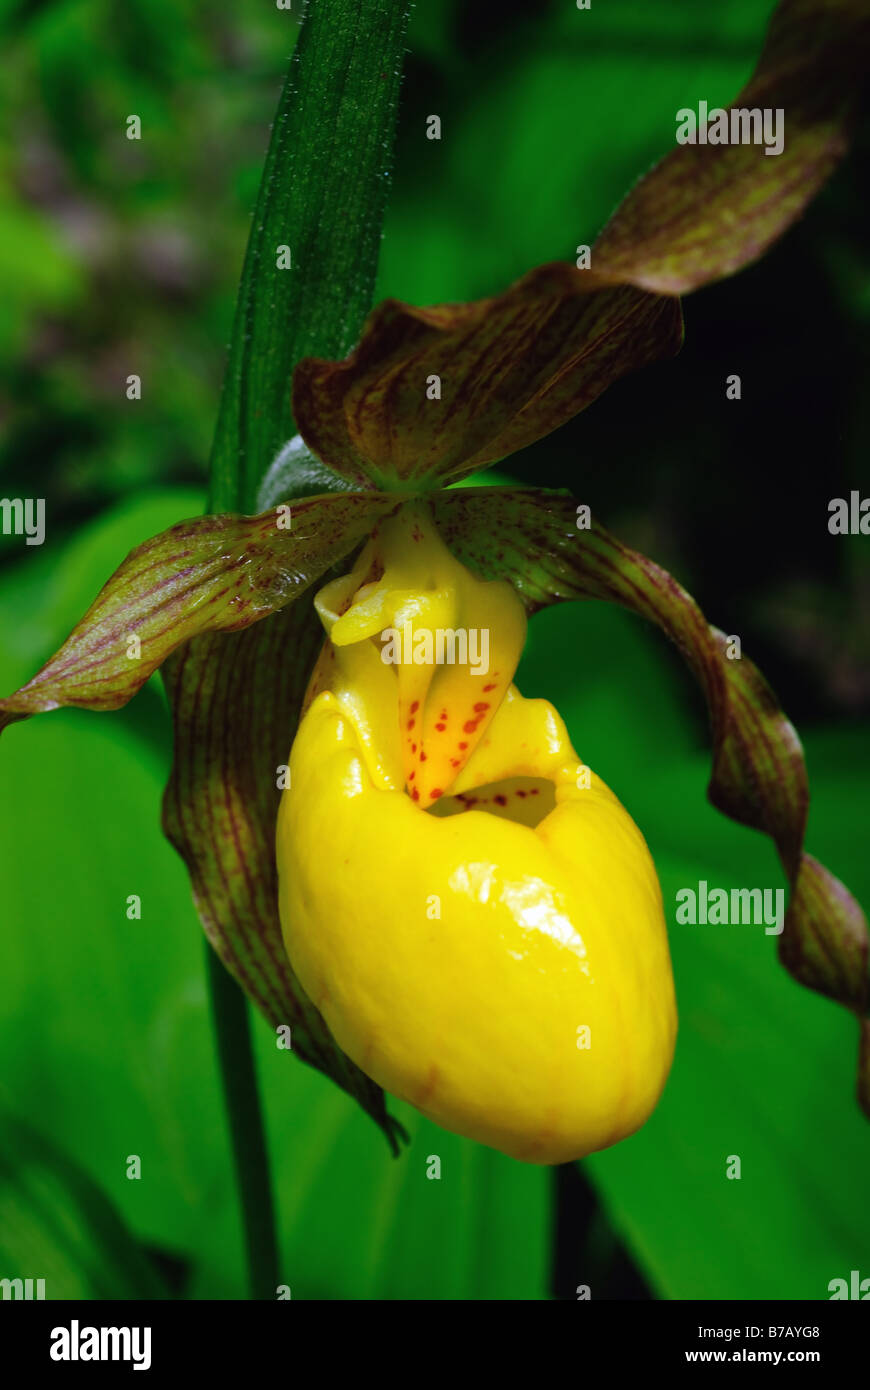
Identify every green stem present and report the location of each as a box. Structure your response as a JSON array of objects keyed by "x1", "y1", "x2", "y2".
[{"x1": 206, "y1": 945, "x2": 280, "y2": 1300}]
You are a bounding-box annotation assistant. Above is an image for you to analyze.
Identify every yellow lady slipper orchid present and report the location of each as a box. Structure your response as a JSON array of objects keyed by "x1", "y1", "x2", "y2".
[{"x1": 276, "y1": 504, "x2": 677, "y2": 1163}]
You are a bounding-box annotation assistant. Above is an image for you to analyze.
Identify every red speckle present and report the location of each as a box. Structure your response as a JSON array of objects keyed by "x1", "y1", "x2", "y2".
[
  {"x1": 430, "y1": 789, "x2": 442, "y2": 800},
  {"x1": 517, "y1": 789, "x2": 527, "y2": 798},
  {"x1": 410, "y1": 700, "x2": 419, "y2": 714},
  {"x1": 411, "y1": 787, "x2": 420, "y2": 802},
  {"x1": 420, "y1": 751, "x2": 427, "y2": 762},
  {"x1": 411, "y1": 743, "x2": 417, "y2": 753},
  {"x1": 407, "y1": 718, "x2": 415, "y2": 730},
  {"x1": 473, "y1": 702, "x2": 490, "y2": 713},
  {"x1": 463, "y1": 720, "x2": 477, "y2": 734},
  {"x1": 409, "y1": 771, "x2": 415, "y2": 781},
  {"x1": 450, "y1": 758, "x2": 460, "y2": 767},
  {"x1": 458, "y1": 741, "x2": 468, "y2": 750},
  {"x1": 439, "y1": 710, "x2": 447, "y2": 720},
  {"x1": 435, "y1": 723, "x2": 446, "y2": 732},
  {"x1": 494, "y1": 794, "x2": 507, "y2": 806},
  {"x1": 483, "y1": 683, "x2": 496, "y2": 693},
  {"x1": 530, "y1": 788, "x2": 540, "y2": 795}
]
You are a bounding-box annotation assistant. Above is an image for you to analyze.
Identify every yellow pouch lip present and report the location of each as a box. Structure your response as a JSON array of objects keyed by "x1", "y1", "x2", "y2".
[{"x1": 278, "y1": 682, "x2": 676, "y2": 1164}]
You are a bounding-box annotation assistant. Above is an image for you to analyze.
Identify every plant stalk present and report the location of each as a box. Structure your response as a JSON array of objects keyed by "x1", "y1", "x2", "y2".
[{"x1": 206, "y1": 945, "x2": 280, "y2": 1300}]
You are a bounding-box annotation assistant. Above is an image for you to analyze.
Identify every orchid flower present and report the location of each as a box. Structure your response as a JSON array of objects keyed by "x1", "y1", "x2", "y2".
[{"x1": 2, "y1": 0, "x2": 868, "y2": 1160}]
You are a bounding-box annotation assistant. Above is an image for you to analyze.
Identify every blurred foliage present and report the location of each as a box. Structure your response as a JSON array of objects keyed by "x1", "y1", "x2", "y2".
[
  {"x1": 0, "y1": 1114, "x2": 172, "y2": 1299},
  {"x1": 0, "y1": 0, "x2": 868, "y2": 1299},
  {"x1": 0, "y1": 0, "x2": 288, "y2": 515}
]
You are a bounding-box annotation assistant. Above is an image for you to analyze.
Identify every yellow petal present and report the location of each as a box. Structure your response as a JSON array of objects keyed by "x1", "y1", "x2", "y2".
[{"x1": 303, "y1": 503, "x2": 527, "y2": 804}]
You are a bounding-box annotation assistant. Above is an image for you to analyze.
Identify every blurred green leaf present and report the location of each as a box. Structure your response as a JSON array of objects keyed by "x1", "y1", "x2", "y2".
[
  {"x1": 0, "y1": 1115, "x2": 171, "y2": 1300},
  {"x1": 381, "y1": 0, "x2": 771, "y2": 304},
  {"x1": 405, "y1": 0, "x2": 456, "y2": 66},
  {"x1": 517, "y1": 599, "x2": 698, "y2": 797},
  {"x1": 0, "y1": 190, "x2": 81, "y2": 356},
  {"x1": 0, "y1": 686, "x2": 245, "y2": 1296},
  {"x1": 0, "y1": 493, "x2": 243, "y2": 1295},
  {"x1": 256, "y1": 1042, "x2": 550, "y2": 1300}
]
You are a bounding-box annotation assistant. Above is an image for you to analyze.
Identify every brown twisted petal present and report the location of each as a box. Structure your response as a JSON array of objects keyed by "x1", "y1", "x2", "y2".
[
  {"x1": 432, "y1": 486, "x2": 870, "y2": 1116},
  {"x1": 292, "y1": 266, "x2": 683, "y2": 490},
  {"x1": 593, "y1": 0, "x2": 870, "y2": 294},
  {"x1": 162, "y1": 597, "x2": 405, "y2": 1150},
  {"x1": 0, "y1": 492, "x2": 393, "y2": 736},
  {"x1": 292, "y1": 0, "x2": 868, "y2": 493}
]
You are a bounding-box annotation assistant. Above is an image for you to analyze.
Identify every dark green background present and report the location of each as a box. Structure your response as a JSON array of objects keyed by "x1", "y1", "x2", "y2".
[{"x1": 0, "y1": 0, "x2": 868, "y2": 1299}]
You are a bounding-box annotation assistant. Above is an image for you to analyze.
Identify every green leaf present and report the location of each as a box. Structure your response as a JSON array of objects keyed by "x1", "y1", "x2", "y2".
[
  {"x1": 209, "y1": 0, "x2": 412, "y2": 512},
  {"x1": 0, "y1": 671, "x2": 246, "y2": 1297},
  {"x1": 256, "y1": 436, "x2": 358, "y2": 511},
  {"x1": 254, "y1": 1032, "x2": 550, "y2": 1300},
  {"x1": 433, "y1": 486, "x2": 870, "y2": 1110},
  {"x1": 0, "y1": 1115, "x2": 171, "y2": 1300}
]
